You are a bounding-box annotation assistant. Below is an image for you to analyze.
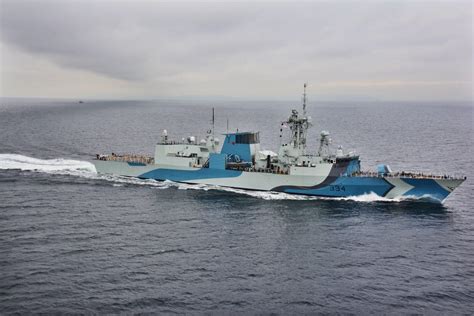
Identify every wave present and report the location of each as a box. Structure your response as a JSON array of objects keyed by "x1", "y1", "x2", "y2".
[
  {"x1": 0, "y1": 154, "x2": 415, "y2": 203},
  {"x1": 209, "y1": 187, "x2": 408, "y2": 203},
  {"x1": 0, "y1": 153, "x2": 176, "y2": 188},
  {"x1": 0, "y1": 153, "x2": 96, "y2": 173}
]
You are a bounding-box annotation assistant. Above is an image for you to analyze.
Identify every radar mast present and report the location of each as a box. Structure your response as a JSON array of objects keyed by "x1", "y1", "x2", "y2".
[
  {"x1": 281, "y1": 83, "x2": 313, "y2": 155},
  {"x1": 303, "y1": 82, "x2": 307, "y2": 116}
]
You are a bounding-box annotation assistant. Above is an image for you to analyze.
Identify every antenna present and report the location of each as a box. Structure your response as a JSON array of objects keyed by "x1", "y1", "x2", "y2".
[
  {"x1": 226, "y1": 117, "x2": 229, "y2": 133},
  {"x1": 302, "y1": 82, "x2": 307, "y2": 115},
  {"x1": 212, "y1": 107, "x2": 215, "y2": 139}
]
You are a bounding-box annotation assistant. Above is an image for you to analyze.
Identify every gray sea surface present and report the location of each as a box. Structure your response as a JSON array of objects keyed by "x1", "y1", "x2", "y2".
[{"x1": 0, "y1": 98, "x2": 473, "y2": 313}]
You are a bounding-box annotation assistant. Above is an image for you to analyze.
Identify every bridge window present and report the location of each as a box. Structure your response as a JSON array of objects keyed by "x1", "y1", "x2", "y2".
[{"x1": 235, "y1": 132, "x2": 259, "y2": 144}]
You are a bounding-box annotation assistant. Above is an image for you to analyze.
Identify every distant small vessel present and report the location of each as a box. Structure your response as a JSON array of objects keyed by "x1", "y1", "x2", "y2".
[
  {"x1": 93, "y1": 84, "x2": 465, "y2": 203},
  {"x1": 78, "y1": 100, "x2": 84, "y2": 104}
]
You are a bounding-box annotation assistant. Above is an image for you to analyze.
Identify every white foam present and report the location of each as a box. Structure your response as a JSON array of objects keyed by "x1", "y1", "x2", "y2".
[
  {"x1": 0, "y1": 154, "x2": 421, "y2": 203},
  {"x1": 173, "y1": 183, "x2": 411, "y2": 203},
  {"x1": 342, "y1": 191, "x2": 402, "y2": 203},
  {"x1": 0, "y1": 153, "x2": 96, "y2": 173}
]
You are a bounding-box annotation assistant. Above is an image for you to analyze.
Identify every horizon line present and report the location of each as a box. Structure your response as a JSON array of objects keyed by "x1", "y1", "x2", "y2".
[{"x1": 1, "y1": 95, "x2": 473, "y2": 104}]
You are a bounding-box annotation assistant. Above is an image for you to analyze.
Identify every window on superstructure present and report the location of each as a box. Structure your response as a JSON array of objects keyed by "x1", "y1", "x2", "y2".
[{"x1": 235, "y1": 132, "x2": 259, "y2": 144}]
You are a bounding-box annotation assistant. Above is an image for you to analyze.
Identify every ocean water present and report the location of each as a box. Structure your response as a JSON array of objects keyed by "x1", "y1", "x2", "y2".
[{"x1": 0, "y1": 98, "x2": 473, "y2": 314}]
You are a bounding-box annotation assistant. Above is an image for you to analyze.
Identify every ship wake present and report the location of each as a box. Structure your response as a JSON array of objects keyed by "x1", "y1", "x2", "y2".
[
  {"x1": 0, "y1": 154, "x2": 418, "y2": 203},
  {"x1": 0, "y1": 154, "x2": 96, "y2": 173}
]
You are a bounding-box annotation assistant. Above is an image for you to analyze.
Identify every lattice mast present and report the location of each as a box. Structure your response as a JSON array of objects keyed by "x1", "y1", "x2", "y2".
[{"x1": 284, "y1": 83, "x2": 312, "y2": 153}]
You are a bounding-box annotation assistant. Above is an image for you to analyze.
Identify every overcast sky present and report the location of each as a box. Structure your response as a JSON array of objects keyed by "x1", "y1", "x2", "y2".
[{"x1": 0, "y1": 0, "x2": 472, "y2": 101}]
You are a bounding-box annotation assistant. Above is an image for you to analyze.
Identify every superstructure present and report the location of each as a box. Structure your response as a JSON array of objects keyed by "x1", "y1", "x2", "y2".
[{"x1": 93, "y1": 85, "x2": 465, "y2": 203}]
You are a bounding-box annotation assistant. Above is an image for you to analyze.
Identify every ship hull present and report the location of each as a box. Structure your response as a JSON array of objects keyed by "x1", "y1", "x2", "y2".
[{"x1": 93, "y1": 160, "x2": 464, "y2": 203}]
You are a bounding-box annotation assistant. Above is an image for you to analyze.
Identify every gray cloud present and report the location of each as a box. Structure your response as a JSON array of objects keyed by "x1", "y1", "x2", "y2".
[
  {"x1": 0, "y1": 0, "x2": 472, "y2": 100},
  {"x1": 1, "y1": 1, "x2": 266, "y2": 80}
]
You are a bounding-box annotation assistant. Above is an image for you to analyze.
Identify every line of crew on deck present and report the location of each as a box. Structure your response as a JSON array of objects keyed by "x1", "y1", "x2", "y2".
[
  {"x1": 352, "y1": 170, "x2": 464, "y2": 180},
  {"x1": 96, "y1": 153, "x2": 154, "y2": 164}
]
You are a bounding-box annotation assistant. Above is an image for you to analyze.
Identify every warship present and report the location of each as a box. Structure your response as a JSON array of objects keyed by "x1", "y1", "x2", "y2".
[{"x1": 93, "y1": 85, "x2": 465, "y2": 203}]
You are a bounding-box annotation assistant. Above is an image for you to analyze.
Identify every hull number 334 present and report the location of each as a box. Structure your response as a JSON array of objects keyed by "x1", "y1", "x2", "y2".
[{"x1": 330, "y1": 185, "x2": 346, "y2": 192}]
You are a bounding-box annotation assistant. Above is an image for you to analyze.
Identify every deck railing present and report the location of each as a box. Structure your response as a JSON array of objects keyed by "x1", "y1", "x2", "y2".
[
  {"x1": 96, "y1": 154, "x2": 154, "y2": 165},
  {"x1": 352, "y1": 171, "x2": 465, "y2": 180}
]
